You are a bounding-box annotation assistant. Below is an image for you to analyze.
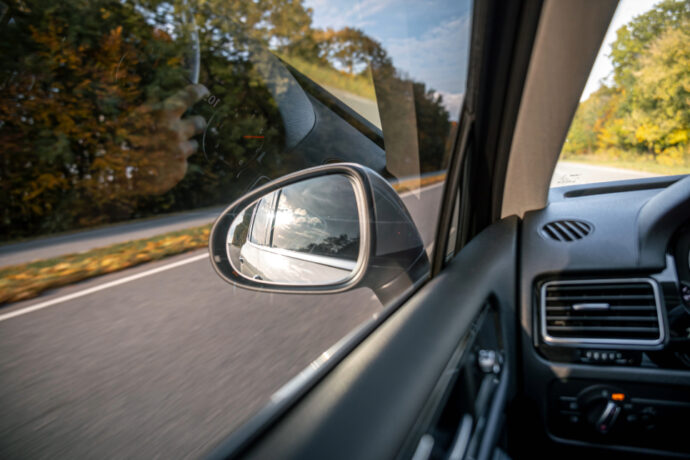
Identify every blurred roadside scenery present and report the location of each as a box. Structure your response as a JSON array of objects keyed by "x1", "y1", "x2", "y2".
[
  {"x1": 0, "y1": 0, "x2": 458, "y2": 305},
  {"x1": 561, "y1": 0, "x2": 690, "y2": 175},
  {"x1": 0, "y1": 0, "x2": 452, "y2": 244},
  {"x1": 0, "y1": 170, "x2": 444, "y2": 304}
]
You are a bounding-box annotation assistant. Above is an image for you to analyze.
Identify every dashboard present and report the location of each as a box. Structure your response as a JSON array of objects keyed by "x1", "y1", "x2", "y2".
[{"x1": 519, "y1": 174, "x2": 690, "y2": 457}]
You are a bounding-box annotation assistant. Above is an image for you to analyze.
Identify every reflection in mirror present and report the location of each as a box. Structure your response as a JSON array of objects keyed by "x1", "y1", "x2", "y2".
[{"x1": 226, "y1": 175, "x2": 361, "y2": 285}]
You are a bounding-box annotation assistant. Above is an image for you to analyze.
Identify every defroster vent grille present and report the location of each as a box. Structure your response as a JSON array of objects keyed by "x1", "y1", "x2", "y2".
[{"x1": 541, "y1": 220, "x2": 592, "y2": 242}]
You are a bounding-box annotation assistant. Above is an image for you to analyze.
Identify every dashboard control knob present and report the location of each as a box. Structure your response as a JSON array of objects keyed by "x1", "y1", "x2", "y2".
[
  {"x1": 681, "y1": 281, "x2": 690, "y2": 307},
  {"x1": 595, "y1": 401, "x2": 621, "y2": 434},
  {"x1": 577, "y1": 385, "x2": 626, "y2": 435}
]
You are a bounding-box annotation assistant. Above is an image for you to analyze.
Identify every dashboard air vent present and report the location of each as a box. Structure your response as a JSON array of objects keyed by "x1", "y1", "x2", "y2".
[
  {"x1": 541, "y1": 219, "x2": 592, "y2": 242},
  {"x1": 541, "y1": 279, "x2": 664, "y2": 346}
]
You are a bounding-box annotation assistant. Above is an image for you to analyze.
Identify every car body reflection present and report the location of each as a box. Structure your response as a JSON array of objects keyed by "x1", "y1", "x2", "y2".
[{"x1": 226, "y1": 174, "x2": 361, "y2": 285}]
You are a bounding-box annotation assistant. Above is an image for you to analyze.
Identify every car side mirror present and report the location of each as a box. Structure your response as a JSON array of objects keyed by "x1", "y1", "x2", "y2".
[{"x1": 209, "y1": 163, "x2": 429, "y2": 304}]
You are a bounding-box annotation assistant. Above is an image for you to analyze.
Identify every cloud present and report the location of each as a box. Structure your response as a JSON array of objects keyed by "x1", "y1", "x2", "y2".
[
  {"x1": 385, "y1": 15, "x2": 471, "y2": 94},
  {"x1": 434, "y1": 91, "x2": 464, "y2": 120},
  {"x1": 307, "y1": 0, "x2": 396, "y2": 31},
  {"x1": 349, "y1": 0, "x2": 397, "y2": 20}
]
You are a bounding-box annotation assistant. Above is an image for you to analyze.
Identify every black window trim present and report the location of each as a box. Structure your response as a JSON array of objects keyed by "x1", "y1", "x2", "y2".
[{"x1": 434, "y1": 0, "x2": 544, "y2": 269}]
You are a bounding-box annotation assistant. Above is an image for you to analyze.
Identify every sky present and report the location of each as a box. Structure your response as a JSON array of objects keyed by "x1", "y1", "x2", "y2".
[
  {"x1": 580, "y1": 0, "x2": 659, "y2": 100},
  {"x1": 304, "y1": 0, "x2": 472, "y2": 117}
]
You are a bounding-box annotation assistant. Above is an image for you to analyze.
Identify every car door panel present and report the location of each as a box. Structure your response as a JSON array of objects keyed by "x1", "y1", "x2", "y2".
[{"x1": 210, "y1": 216, "x2": 518, "y2": 459}]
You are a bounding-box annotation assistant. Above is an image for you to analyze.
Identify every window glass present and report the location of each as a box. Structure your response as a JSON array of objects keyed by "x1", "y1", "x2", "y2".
[
  {"x1": 552, "y1": 0, "x2": 690, "y2": 187},
  {"x1": 0, "y1": 0, "x2": 472, "y2": 457},
  {"x1": 271, "y1": 175, "x2": 359, "y2": 260}
]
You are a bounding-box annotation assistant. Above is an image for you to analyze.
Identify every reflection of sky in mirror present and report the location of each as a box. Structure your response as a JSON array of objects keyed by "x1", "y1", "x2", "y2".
[
  {"x1": 272, "y1": 175, "x2": 359, "y2": 257},
  {"x1": 305, "y1": 0, "x2": 472, "y2": 118}
]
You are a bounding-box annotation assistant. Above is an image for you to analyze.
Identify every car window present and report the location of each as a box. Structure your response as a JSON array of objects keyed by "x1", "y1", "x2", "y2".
[
  {"x1": 249, "y1": 191, "x2": 279, "y2": 246},
  {"x1": 0, "y1": 0, "x2": 472, "y2": 457},
  {"x1": 552, "y1": 0, "x2": 690, "y2": 187}
]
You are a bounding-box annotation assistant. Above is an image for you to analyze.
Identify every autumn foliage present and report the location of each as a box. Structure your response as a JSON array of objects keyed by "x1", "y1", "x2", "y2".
[
  {"x1": 563, "y1": 0, "x2": 690, "y2": 168},
  {"x1": 0, "y1": 224, "x2": 210, "y2": 305},
  {"x1": 0, "y1": 1, "x2": 284, "y2": 240}
]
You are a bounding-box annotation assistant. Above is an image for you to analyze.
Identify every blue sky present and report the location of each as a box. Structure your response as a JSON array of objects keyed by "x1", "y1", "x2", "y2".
[{"x1": 304, "y1": 0, "x2": 472, "y2": 116}]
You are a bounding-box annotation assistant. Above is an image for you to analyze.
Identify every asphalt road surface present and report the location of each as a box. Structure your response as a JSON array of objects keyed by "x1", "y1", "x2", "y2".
[
  {"x1": 0, "y1": 163, "x2": 664, "y2": 459},
  {"x1": 551, "y1": 160, "x2": 655, "y2": 186}
]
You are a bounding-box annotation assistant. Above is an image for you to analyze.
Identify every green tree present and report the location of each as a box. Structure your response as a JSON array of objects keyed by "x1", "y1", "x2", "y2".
[
  {"x1": 563, "y1": 86, "x2": 616, "y2": 154},
  {"x1": 610, "y1": 0, "x2": 690, "y2": 88},
  {"x1": 627, "y1": 25, "x2": 690, "y2": 159},
  {"x1": 313, "y1": 27, "x2": 392, "y2": 74},
  {"x1": 565, "y1": 0, "x2": 689, "y2": 167}
]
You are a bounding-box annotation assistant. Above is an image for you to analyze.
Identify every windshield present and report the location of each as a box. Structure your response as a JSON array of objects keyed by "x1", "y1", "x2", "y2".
[{"x1": 552, "y1": 0, "x2": 690, "y2": 187}]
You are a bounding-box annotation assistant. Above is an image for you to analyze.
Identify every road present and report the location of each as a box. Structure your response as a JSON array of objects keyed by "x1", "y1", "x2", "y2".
[
  {"x1": 0, "y1": 207, "x2": 224, "y2": 268},
  {"x1": 0, "y1": 185, "x2": 442, "y2": 460},
  {"x1": 325, "y1": 86, "x2": 381, "y2": 129},
  {"x1": 551, "y1": 160, "x2": 655, "y2": 187},
  {"x1": 0, "y1": 162, "x2": 661, "y2": 459}
]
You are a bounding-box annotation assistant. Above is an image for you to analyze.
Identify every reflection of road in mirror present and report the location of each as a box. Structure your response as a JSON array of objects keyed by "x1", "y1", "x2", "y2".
[{"x1": 226, "y1": 174, "x2": 361, "y2": 285}]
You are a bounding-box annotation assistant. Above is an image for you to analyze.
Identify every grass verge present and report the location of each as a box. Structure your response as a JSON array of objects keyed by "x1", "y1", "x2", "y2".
[
  {"x1": 0, "y1": 224, "x2": 210, "y2": 305},
  {"x1": 278, "y1": 54, "x2": 377, "y2": 101},
  {"x1": 392, "y1": 172, "x2": 447, "y2": 193},
  {"x1": 0, "y1": 174, "x2": 447, "y2": 306}
]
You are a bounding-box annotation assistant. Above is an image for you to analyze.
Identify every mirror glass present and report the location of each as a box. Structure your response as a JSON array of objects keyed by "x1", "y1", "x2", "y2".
[{"x1": 226, "y1": 175, "x2": 361, "y2": 285}]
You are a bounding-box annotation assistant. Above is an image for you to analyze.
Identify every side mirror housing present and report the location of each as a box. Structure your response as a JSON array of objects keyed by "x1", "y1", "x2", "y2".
[{"x1": 209, "y1": 163, "x2": 429, "y2": 304}]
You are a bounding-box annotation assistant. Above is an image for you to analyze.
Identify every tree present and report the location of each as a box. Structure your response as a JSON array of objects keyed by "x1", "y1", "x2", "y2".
[
  {"x1": 413, "y1": 82, "x2": 451, "y2": 172},
  {"x1": 0, "y1": 0, "x2": 285, "y2": 238},
  {"x1": 610, "y1": 0, "x2": 690, "y2": 88},
  {"x1": 564, "y1": 0, "x2": 689, "y2": 166},
  {"x1": 563, "y1": 86, "x2": 617, "y2": 154},
  {"x1": 313, "y1": 27, "x2": 392, "y2": 74},
  {"x1": 0, "y1": 0, "x2": 456, "y2": 240},
  {"x1": 628, "y1": 25, "x2": 690, "y2": 157}
]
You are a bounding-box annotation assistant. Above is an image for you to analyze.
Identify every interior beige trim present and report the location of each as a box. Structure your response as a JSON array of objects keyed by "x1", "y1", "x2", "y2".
[{"x1": 500, "y1": 0, "x2": 617, "y2": 218}]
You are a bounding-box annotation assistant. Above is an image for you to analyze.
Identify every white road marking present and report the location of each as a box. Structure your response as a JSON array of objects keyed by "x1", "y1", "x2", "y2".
[
  {"x1": 0, "y1": 252, "x2": 209, "y2": 323},
  {"x1": 399, "y1": 180, "x2": 444, "y2": 198}
]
